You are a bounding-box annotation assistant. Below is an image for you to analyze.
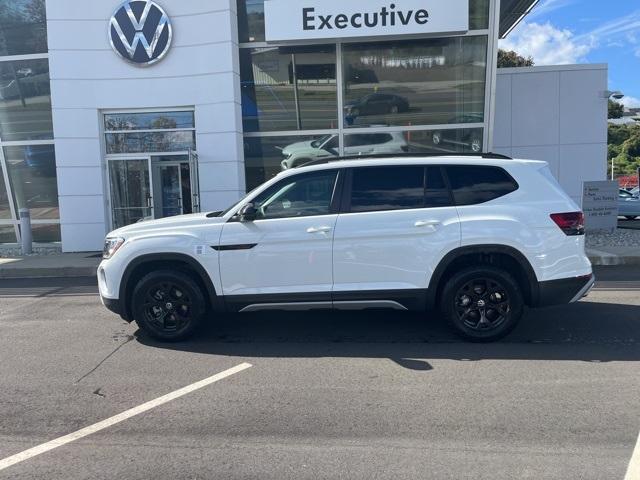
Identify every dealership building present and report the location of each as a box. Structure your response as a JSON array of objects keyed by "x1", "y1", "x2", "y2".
[{"x1": 0, "y1": 0, "x2": 607, "y2": 252}]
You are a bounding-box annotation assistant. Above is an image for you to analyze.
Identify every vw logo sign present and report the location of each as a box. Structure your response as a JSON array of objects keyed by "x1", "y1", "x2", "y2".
[{"x1": 109, "y1": 0, "x2": 172, "y2": 66}]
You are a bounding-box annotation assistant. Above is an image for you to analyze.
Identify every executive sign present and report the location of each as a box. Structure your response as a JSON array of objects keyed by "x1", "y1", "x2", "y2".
[
  {"x1": 109, "y1": 0, "x2": 172, "y2": 66},
  {"x1": 264, "y1": 0, "x2": 469, "y2": 42}
]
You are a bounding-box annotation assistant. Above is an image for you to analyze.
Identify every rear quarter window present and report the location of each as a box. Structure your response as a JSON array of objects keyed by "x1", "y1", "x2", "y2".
[{"x1": 444, "y1": 165, "x2": 518, "y2": 206}]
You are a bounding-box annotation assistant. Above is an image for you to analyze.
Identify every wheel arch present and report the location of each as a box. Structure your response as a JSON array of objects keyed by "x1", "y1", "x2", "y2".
[
  {"x1": 119, "y1": 253, "x2": 222, "y2": 321},
  {"x1": 427, "y1": 245, "x2": 539, "y2": 309}
]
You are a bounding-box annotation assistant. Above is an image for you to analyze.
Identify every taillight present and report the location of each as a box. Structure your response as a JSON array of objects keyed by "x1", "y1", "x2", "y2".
[{"x1": 550, "y1": 212, "x2": 585, "y2": 236}]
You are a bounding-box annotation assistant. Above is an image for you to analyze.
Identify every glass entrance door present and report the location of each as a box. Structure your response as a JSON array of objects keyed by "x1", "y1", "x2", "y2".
[
  {"x1": 151, "y1": 155, "x2": 194, "y2": 220},
  {"x1": 108, "y1": 154, "x2": 199, "y2": 229},
  {"x1": 108, "y1": 158, "x2": 152, "y2": 229}
]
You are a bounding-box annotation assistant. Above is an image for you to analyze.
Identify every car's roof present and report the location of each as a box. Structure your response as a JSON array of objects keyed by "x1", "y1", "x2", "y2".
[{"x1": 280, "y1": 155, "x2": 546, "y2": 176}]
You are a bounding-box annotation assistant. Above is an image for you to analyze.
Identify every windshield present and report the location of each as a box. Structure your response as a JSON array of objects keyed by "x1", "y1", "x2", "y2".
[{"x1": 310, "y1": 135, "x2": 332, "y2": 149}]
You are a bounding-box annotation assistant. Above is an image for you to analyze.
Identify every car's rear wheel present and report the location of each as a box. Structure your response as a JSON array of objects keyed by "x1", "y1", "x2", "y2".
[
  {"x1": 132, "y1": 270, "x2": 206, "y2": 341},
  {"x1": 440, "y1": 266, "x2": 523, "y2": 342},
  {"x1": 625, "y1": 215, "x2": 638, "y2": 220},
  {"x1": 390, "y1": 105, "x2": 399, "y2": 114},
  {"x1": 432, "y1": 131, "x2": 442, "y2": 145},
  {"x1": 471, "y1": 137, "x2": 482, "y2": 152}
]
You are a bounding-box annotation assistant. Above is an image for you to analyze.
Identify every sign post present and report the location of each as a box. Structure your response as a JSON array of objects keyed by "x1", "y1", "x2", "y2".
[{"x1": 581, "y1": 181, "x2": 618, "y2": 233}]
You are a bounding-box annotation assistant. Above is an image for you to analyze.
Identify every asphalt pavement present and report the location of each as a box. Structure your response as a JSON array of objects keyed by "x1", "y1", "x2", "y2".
[{"x1": 0, "y1": 266, "x2": 639, "y2": 479}]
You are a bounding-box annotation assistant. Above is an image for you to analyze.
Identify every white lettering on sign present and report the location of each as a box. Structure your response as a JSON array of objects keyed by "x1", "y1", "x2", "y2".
[
  {"x1": 264, "y1": 0, "x2": 469, "y2": 42},
  {"x1": 582, "y1": 181, "x2": 619, "y2": 233}
]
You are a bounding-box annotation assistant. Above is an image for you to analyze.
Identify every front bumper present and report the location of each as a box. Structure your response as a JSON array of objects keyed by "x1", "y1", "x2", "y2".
[{"x1": 536, "y1": 274, "x2": 594, "y2": 307}]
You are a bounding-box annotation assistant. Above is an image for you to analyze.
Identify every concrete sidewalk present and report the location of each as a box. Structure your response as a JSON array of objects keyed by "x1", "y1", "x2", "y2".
[{"x1": 0, "y1": 253, "x2": 101, "y2": 279}]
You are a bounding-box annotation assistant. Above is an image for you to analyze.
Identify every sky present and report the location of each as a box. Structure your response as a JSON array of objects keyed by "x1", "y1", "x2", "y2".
[{"x1": 499, "y1": 0, "x2": 640, "y2": 107}]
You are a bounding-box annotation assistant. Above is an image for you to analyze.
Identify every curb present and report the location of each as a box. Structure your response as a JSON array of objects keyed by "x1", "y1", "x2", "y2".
[
  {"x1": 587, "y1": 249, "x2": 640, "y2": 266},
  {"x1": 0, "y1": 267, "x2": 98, "y2": 279}
]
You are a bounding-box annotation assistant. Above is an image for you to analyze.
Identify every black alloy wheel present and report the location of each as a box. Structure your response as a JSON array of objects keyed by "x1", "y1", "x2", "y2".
[
  {"x1": 454, "y1": 278, "x2": 510, "y2": 332},
  {"x1": 441, "y1": 266, "x2": 523, "y2": 342},
  {"x1": 132, "y1": 270, "x2": 205, "y2": 341}
]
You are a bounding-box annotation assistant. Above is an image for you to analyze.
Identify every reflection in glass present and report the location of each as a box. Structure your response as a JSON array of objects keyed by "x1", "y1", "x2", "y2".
[
  {"x1": 0, "y1": 59, "x2": 53, "y2": 141},
  {"x1": 4, "y1": 144, "x2": 59, "y2": 220},
  {"x1": 0, "y1": 171, "x2": 11, "y2": 219},
  {"x1": 109, "y1": 159, "x2": 152, "y2": 229},
  {"x1": 351, "y1": 166, "x2": 424, "y2": 213},
  {"x1": 344, "y1": 132, "x2": 409, "y2": 156},
  {"x1": 21, "y1": 223, "x2": 60, "y2": 243},
  {"x1": 244, "y1": 135, "x2": 335, "y2": 189},
  {"x1": 0, "y1": 0, "x2": 48, "y2": 56},
  {"x1": 105, "y1": 131, "x2": 196, "y2": 154},
  {"x1": 237, "y1": 0, "x2": 265, "y2": 43},
  {"x1": 104, "y1": 111, "x2": 195, "y2": 131},
  {"x1": 0, "y1": 224, "x2": 16, "y2": 243},
  {"x1": 240, "y1": 46, "x2": 337, "y2": 132},
  {"x1": 469, "y1": 0, "x2": 490, "y2": 30},
  {"x1": 343, "y1": 36, "x2": 487, "y2": 128},
  {"x1": 408, "y1": 127, "x2": 484, "y2": 153}
]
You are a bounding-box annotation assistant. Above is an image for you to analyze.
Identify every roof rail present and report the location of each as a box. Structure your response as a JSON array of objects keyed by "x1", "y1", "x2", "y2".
[{"x1": 295, "y1": 152, "x2": 513, "y2": 168}]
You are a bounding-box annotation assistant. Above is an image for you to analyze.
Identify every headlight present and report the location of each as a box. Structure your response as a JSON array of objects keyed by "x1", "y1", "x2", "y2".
[{"x1": 103, "y1": 237, "x2": 125, "y2": 259}]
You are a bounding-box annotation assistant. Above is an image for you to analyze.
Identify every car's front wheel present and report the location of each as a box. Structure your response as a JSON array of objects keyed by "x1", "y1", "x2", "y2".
[
  {"x1": 132, "y1": 270, "x2": 206, "y2": 341},
  {"x1": 440, "y1": 266, "x2": 523, "y2": 342}
]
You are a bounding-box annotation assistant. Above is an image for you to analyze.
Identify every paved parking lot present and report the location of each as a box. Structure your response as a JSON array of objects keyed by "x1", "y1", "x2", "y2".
[{"x1": 0, "y1": 267, "x2": 639, "y2": 479}]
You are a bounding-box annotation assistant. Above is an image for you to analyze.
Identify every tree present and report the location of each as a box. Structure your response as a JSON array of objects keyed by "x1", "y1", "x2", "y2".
[
  {"x1": 497, "y1": 49, "x2": 534, "y2": 68},
  {"x1": 608, "y1": 99, "x2": 624, "y2": 119}
]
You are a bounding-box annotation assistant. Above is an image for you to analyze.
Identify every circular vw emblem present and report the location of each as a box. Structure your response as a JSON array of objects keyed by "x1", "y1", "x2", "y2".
[{"x1": 109, "y1": 0, "x2": 172, "y2": 66}]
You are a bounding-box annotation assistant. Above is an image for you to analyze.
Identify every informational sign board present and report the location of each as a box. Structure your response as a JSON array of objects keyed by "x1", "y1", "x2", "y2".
[
  {"x1": 264, "y1": 0, "x2": 469, "y2": 42},
  {"x1": 582, "y1": 181, "x2": 619, "y2": 233}
]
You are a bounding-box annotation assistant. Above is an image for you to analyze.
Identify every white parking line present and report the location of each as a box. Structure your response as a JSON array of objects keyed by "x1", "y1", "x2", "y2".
[
  {"x1": 625, "y1": 431, "x2": 640, "y2": 480},
  {"x1": 0, "y1": 362, "x2": 252, "y2": 473}
]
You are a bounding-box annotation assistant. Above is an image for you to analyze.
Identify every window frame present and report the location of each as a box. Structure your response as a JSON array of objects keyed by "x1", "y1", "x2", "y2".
[
  {"x1": 341, "y1": 165, "x2": 455, "y2": 214},
  {"x1": 232, "y1": 168, "x2": 344, "y2": 222},
  {"x1": 441, "y1": 164, "x2": 519, "y2": 206}
]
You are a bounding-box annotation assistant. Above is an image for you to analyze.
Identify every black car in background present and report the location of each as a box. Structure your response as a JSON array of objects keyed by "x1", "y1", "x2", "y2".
[{"x1": 344, "y1": 93, "x2": 410, "y2": 118}]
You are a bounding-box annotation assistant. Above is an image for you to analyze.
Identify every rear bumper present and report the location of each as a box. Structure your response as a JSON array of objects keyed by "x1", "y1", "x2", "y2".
[{"x1": 536, "y1": 274, "x2": 594, "y2": 307}]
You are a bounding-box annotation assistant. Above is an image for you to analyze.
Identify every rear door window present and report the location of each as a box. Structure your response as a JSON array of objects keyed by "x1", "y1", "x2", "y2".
[
  {"x1": 349, "y1": 166, "x2": 424, "y2": 213},
  {"x1": 444, "y1": 165, "x2": 518, "y2": 206},
  {"x1": 425, "y1": 167, "x2": 453, "y2": 207}
]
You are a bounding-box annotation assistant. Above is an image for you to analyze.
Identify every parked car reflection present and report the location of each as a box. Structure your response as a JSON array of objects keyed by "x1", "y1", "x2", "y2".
[
  {"x1": 431, "y1": 114, "x2": 484, "y2": 153},
  {"x1": 619, "y1": 188, "x2": 640, "y2": 220},
  {"x1": 280, "y1": 132, "x2": 408, "y2": 170},
  {"x1": 344, "y1": 93, "x2": 410, "y2": 120}
]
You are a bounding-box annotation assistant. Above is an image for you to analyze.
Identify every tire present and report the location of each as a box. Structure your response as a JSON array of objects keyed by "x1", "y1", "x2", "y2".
[
  {"x1": 132, "y1": 270, "x2": 206, "y2": 342},
  {"x1": 390, "y1": 105, "x2": 399, "y2": 114},
  {"x1": 351, "y1": 108, "x2": 360, "y2": 117},
  {"x1": 432, "y1": 131, "x2": 442, "y2": 145},
  {"x1": 440, "y1": 266, "x2": 523, "y2": 342},
  {"x1": 470, "y1": 137, "x2": 482, "y2": 153},
  {"x1": 625, "y1": 216, "x2": 638, "y2": 220}
]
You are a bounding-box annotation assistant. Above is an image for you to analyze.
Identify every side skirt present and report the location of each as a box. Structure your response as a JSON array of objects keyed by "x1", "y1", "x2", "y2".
[{"x1": 224, "y1": 290, "x2": 428, "y2": 313}]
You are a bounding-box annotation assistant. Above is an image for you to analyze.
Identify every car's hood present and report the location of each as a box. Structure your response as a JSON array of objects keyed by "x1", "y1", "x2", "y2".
[
  {"x1": 108, "y1": 212, "x2": 225, "y2": 238},
  {"x1": 282, "y1": 140, "x2": 316, "y2": 155}
]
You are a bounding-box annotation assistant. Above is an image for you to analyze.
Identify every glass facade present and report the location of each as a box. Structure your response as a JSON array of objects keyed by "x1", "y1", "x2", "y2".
[
  {"x1": 0, "y1": 0, "x2": 58, "y2": 244},
  {"x1": 238, "y1": 0, "x2": 491, "y2": 191}
]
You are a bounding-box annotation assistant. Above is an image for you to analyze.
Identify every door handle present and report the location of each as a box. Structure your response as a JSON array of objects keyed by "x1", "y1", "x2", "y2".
[
  {"x1": 414, "y1": 220, "x2": 441, "y2": 228},
  {"x1": 307, "y1": 226, "x2": 332, "y2": 234}
]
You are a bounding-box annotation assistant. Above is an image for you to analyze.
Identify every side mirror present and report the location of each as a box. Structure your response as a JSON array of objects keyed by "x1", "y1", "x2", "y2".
[{"x1": 238, "y1": 203, "x2": 257, "y2": 222}]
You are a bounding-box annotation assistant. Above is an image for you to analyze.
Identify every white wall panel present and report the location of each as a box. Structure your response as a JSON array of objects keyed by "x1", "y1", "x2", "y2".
[
  {"x1": 59, "y1": 196, "x2": 106, "y2": 224},
  {"x1": 57, "y1": 167, "x2": 104, "y2": 196},
  {"x1": 60, "y1": 223, "x2": 108, "y2": 252},
  {"x1": 54, "y1": 139, "x2": 102, "y2": 167},
  {"x1": 494, "y1": 65, "x2": 607, "y2": 195}
]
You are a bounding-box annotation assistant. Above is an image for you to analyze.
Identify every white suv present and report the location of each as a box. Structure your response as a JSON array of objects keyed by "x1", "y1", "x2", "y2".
[{"x1": 99, "y1": 154, "x2": 594, "y2": 342}]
